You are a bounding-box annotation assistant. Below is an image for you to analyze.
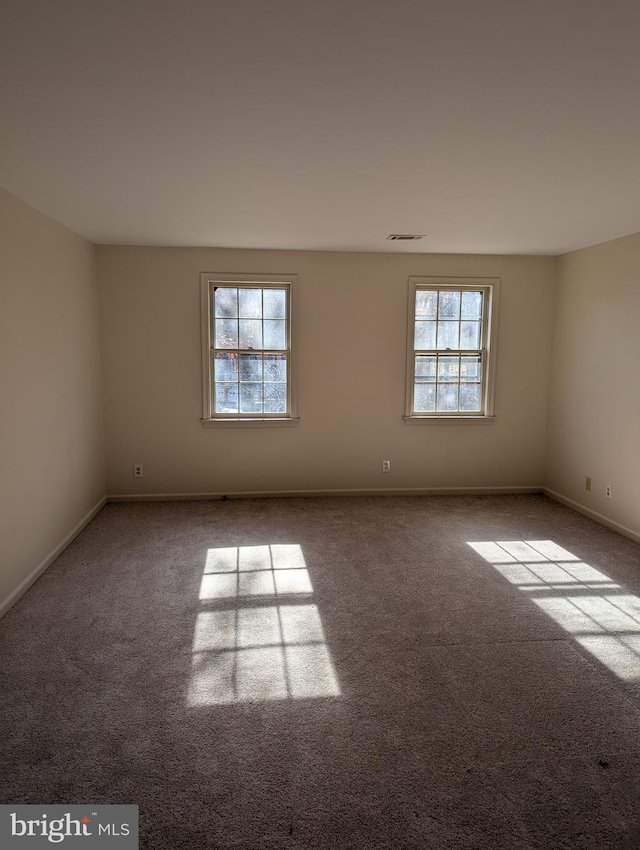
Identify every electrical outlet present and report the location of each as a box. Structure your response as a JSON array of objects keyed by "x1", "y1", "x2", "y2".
[
  {"x1": 134, "y1": 464, "x2": 144, "y2": 478},
  {"x1": 382, "y1": 460, "x2": 391, "y2": 473},
  {"x1": 605, "y1": 484, "x2": 612, "y2": 500},
  {"x1": 585, "y1": 476, "x2": 592, "y2": 491}
]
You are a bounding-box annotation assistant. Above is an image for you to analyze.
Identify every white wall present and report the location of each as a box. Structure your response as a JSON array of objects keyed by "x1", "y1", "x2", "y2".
[
  {"x1": 97, "y1": 246, "x2": 556, "y2": 497},
  {"x1": 0, "y1": 189, "x2": 106, "y2": 613},
  {"x1": 546, "y1": 233, "x2": 640, "y2": 540}
]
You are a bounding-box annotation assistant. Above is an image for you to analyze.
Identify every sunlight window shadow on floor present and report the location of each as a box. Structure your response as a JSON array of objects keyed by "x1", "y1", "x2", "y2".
[
  {"x1": 188, "y1": 544, "x2": 341, "y2": 706},
  {"x1": 467, "y1": 539, "x2": 640, "y2": 680}
]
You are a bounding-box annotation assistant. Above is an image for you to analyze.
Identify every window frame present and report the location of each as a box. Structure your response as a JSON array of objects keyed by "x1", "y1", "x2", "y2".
[
  {"x1": 404, "y1": 276, "x2": 500, "y2": 424},
  {"x1": 200, "y1": 273, "x2": 299, "y2": 427}
]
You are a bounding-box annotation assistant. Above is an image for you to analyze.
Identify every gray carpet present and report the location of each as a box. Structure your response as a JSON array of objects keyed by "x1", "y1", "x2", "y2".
[{"x1": 2, "y1": 494, "x2": 640, "y2": 848}]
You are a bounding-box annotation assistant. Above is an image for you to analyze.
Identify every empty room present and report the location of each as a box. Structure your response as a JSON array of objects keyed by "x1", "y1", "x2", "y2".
[{"x1": 2, "y1": 1, "x2": 640, "y2": 848}]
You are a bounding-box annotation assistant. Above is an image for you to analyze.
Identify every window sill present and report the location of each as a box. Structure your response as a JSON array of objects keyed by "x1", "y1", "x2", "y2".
[
  {"x1": 403, "y1": 415, "x2": 496, "y2": 426},
  {"x1": 202, "y1": 417, "x2": 300, "y2": 428}
]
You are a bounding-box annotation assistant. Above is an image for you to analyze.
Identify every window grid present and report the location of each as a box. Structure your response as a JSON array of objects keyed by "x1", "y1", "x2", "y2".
[
  {"x1": 411, "y1": 285, "x2": 490, "y2": 416},
  {"x1": 210, "y1": 284, "x2": 290, "y2": 417},
  {"x1": 414, "y1": 353, "x2": 484, "y2": 414}
]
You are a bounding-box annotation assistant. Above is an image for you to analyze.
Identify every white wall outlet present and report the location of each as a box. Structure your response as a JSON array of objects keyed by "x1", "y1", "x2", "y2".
[
  {"x1": 134, "y1": 464, "x2": 144, "y2": 478},
  {"x1": 382, "y1": 460, "x2": 391, "y2": 473},
  {"x1": 605, "y1": 484, "x2": 612, "y2": 499},
  {"x1": 585, "y1": 476, "x2": 592, "y2": 491}
]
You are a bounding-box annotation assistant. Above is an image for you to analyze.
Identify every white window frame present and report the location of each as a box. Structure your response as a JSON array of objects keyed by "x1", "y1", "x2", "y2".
[
  {"x1": 201, "y1": 273, "x2": 299, "y2": 427},
  {"x1": 404, "y1": 276, "x2": 500, "y2": 424}
]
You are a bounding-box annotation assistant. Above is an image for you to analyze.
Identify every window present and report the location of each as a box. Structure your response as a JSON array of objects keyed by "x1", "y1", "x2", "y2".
[
  {"x1": 405, "y1": 277, "x2": 499, "y2": 423},
  {"x1": 201, "y1": 273, "x2": 298, "y2": 426}
]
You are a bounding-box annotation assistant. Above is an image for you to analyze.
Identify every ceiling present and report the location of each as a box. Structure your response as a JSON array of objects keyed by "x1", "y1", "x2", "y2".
[{"x1": 2, "y1": 0, "x2": 640, "y2": 255}]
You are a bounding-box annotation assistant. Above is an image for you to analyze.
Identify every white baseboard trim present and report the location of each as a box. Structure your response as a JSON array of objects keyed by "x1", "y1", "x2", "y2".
[
  {"x1": 544, "y1": 488, "x2": 640, "y2": 545},
  {"x1": 108, "y1": 485, "x2": 543, "y2": 502},
  {"x1": 0, "y1": 496, "x2": 107, "y2": 619}
]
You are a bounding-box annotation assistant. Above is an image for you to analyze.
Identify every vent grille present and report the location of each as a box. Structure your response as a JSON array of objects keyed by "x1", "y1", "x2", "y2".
[{"x1": 386, "y1": 234, "x2": 425, "y2": 241}]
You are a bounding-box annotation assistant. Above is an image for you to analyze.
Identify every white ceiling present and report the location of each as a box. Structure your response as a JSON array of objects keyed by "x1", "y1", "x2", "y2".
[{"x1": 2, "y1": 0, "x2": 640, "y2": 255}]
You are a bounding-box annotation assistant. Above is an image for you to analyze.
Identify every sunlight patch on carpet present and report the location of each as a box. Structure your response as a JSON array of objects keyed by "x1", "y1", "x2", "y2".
[
  {"x1": 468, "y1": 539, "x2": 640, "y2": 681},
  {"x1": 188, "y1": 545, "x2": 340, "y2": 705}
]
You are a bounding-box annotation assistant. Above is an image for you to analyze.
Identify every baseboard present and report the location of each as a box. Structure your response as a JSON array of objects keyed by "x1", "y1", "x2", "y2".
[
  {"x1": 0, "y1": 495, "x2": 107, "y2": 619},
  {"x1": 108, "y1": 485, "x2": 543, "y2": 502},
  {"x1": 544, "y1": 488, "x2": 640, "y2": 545}
]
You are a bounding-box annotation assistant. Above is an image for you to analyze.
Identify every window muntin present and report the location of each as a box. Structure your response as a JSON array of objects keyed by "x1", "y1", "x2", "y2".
[
  {"x1": 201, "y1": 275, "x2": 297, "y2": 422},
  {"x1": 406, "y1": 278, "x2": 498, "y2": 420}
]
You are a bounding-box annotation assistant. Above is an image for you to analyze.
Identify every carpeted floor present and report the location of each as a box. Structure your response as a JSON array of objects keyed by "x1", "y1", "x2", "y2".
[{"x1": 2, "y1": 494, "x2": 640, "y2": 848}]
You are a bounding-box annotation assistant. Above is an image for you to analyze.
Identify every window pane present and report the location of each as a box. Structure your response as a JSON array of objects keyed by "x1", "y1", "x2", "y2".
[
  {"x1": 264, "y1": 320, "x2": 286, "y2": 350},
  {"x1": 215, "y1": 352, "x2": 238, "y2": 381},
  {"x1": 264, "y1": 289, "x2": 286, "y2": 319},
  {"x1": 238, "y1": 289, "x2": 263, "y2": 318},
  {"x1": 406, "y1": 282, "x2": 493, "y2": 419},
  {"x1": 437, "y1": 356, "x2": 460, "y2": 382},
  {"x1": 264, "y1": 384, "x2": 287, "y2": 413},
  {"x1": 460, "y1": 321, "x2": 481, "y2": 350},
  {"x1": 438, "y1": 291, "x2": 460, "y2": 318},
  {"x1": 461, "y1": 355, "x2": 482, "y2": 381},
  {"x1": 414, "y1": 383, "x2": 436, "y2": 412},
  {"x1": 461, "y1": 291, "x2": 483, "y2": 320},
  {"x1": 239, "y1": 319, "x2": 262, "y2": 350},
  {"x1": 437, "y1": 321, "x2": 459, "y2": 349},
  {"x1": 214, "y1": 287, "x2": 238, "y2": 318},
  {"x1": 437, "y1": 384, "x2": 459, "y2": 412},
  {"x1": 215, "y1": 318, "x2": 238, "y2": 349},
  {"x1": 414, "y1": 321, "x2": 436, "y2": 349},
  {"x1": 415, "y1": 355, "x2": 436, "y2": 382},
  {"x1": 215, "y1": 383, "x2": 238, "y2": 413},
  {"x1": 415, "y1": 290, "x2": 437, "y2": 318},
  {"x1": 239, "y1": 353, "x2": 262, "y2": 381},
  {"x1": 240, "y1": 383, "x2": 262, "y2": 413},
  {"x1": 264, "y1": 354, "x2": 287, "y2": 382},
  {"x1": 460, "y1": 383, "x2": 481, "y2": 411},
  {"x1": 208, "y1": 281, "x2": 293, "y2": 420}
]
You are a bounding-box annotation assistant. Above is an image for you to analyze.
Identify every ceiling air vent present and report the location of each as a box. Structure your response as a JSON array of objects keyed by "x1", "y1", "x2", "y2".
[{"x1": 386, "y1": 234, "x2": 425, "y2": 241}]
